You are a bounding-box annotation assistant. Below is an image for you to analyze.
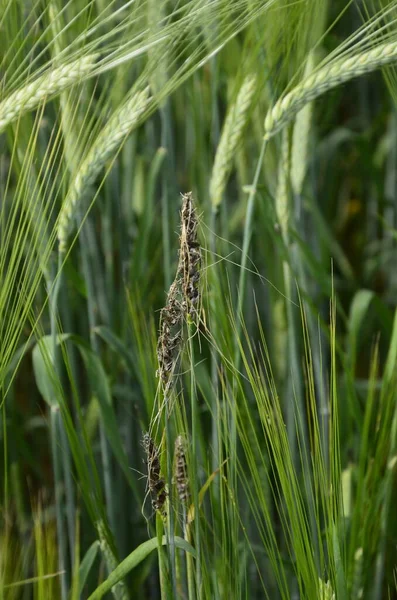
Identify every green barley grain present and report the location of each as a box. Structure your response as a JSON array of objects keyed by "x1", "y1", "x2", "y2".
[{"x1": 210, "y1": 73, "x2": 257, "y2": 208}]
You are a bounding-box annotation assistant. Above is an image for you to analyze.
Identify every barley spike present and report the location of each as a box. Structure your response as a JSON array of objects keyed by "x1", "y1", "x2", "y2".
[
  {"x1": 265, "y1": 41, "x2": 397, "y2": 140},
  {"x1": 96, "y1": 520, "x2": 129, "y2": 600},
  {"x1": 142, "y1": 433, "x2": 167, "y2": 515},
  {"x1": 0, "y1": 54, "x2": 99, "y2": 133},
  {"x1": 210, "y1": 73, "x2": 257, "y2": 208}
]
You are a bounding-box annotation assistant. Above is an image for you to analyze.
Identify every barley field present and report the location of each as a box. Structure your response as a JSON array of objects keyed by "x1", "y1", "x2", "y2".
[{"x1": 1, "y1": 1, "x2": 397, "y2": 599}]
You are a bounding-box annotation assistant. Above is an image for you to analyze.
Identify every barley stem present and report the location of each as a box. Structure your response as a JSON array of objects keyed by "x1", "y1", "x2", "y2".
[
  {"x1": 78, "y1": 214, "x2": 116, "y2": 534},
  {"x1": 236, "y1": 139, "x2": 267, "y2": 334},
  {"x1": 210, "y1": 207, "x2": 220, "y2": 479},
  {"x1": 50, "y1": 406, "x2": 68, "y2": 600},
  {"x1": 165, "y1": 409, "x2": 177, "y2": 598},
  {"x1": 186, "y1": 518, "x2": 195, "y2": 600},
  {"x1": 48, "y1": 256, "x2": 70, "y2": 600},
  {"x1": 50, "y1": 260, "x2": 76, "y2": 567},
  {"x1": 373, "y1": 385, "x2": 397, "y2": 598},
  {"x1": 156, "y1": 513, "x2": 169, "y2": 600},
  {"x1": 188, "y1": 320, "x2": 201, "y2": 596}
]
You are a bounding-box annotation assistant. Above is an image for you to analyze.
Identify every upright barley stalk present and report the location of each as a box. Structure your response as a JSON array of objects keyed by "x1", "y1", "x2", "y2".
[
  {"x1": 290, "y1": 52, "x2": 329, "y2": 473},
  {"x1": 232, "y1": 139, "x2": 267, "y2": 511},
  {"x1": 209, "y1": 75, "x2": 256, "y2": 487},
  {"x1": 47, "y1": 8, "x2": 78, "y2": 575},
  {"x1": 48, "y1": 256, "x2": 69, "y2": 600},
  {"x1": 174, "y1": 435, "x2": 190, "y2": 598},
  {"x1": 236, "y1": 139, "x2": 267, "y2": 333}
]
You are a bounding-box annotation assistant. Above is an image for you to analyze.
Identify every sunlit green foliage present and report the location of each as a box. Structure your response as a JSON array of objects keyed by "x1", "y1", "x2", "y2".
[{"x1": 1, "y1": 0, "x2": 397, "y2": 598}]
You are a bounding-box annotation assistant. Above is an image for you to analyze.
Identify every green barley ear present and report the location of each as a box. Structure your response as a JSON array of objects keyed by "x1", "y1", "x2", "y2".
[
  {"x1": 318, "y1": 578, "x2": 335, "y2": 600},
  {"x1": 290, "y1": 52, "x2": 315, "y2": 197},
  {"x1": 96, "y1": 520, "x2": 129, "y2": 600},
  {"x1": 0, "y1": 54, "x2": 99, "y2": 133},
  {"x1": 273, "y1": 130, "x2": 290, "y2": 382},
  {"x1": 57, "y1": 86, "x2": 150, "y2": 254},
  {"x1": 264, "y1": 41, "x2": 397, "y2": 140},
  {"x1": 209, "y1": 74, "x2": 257, "y2": 209}
]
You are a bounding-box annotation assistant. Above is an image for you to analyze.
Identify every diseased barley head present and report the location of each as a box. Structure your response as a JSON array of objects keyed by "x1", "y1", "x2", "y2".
[
  {"x1": 156, "y1": 279, "x2": 183, "y2": 392},
  {"x1": 174, "y1": 435, "x2": 189, "y2": 504},
  {"x1": 180, "y1": 192, "x2": 201, "y2": 317},
  {"x1": 142, "y1": 433, "x2": 167, "y2": 515},
  {"x1": 156, "y1": 192, "x2": 201, "y2": 394}
]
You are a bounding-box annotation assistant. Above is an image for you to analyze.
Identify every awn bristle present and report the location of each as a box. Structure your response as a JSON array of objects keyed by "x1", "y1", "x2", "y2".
[
  {"x1": 142, "y1": 433, "x2": 167, "y2": 515},
  {"x1": 264, "y1": 41, "x2": 397, "y2": 140},
  {"x1": 174, "y1": 435, "x2": 189, "y2": 504},
  {"x1": 0, "y1": 54, "x2": 99, "y2": 133}
]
